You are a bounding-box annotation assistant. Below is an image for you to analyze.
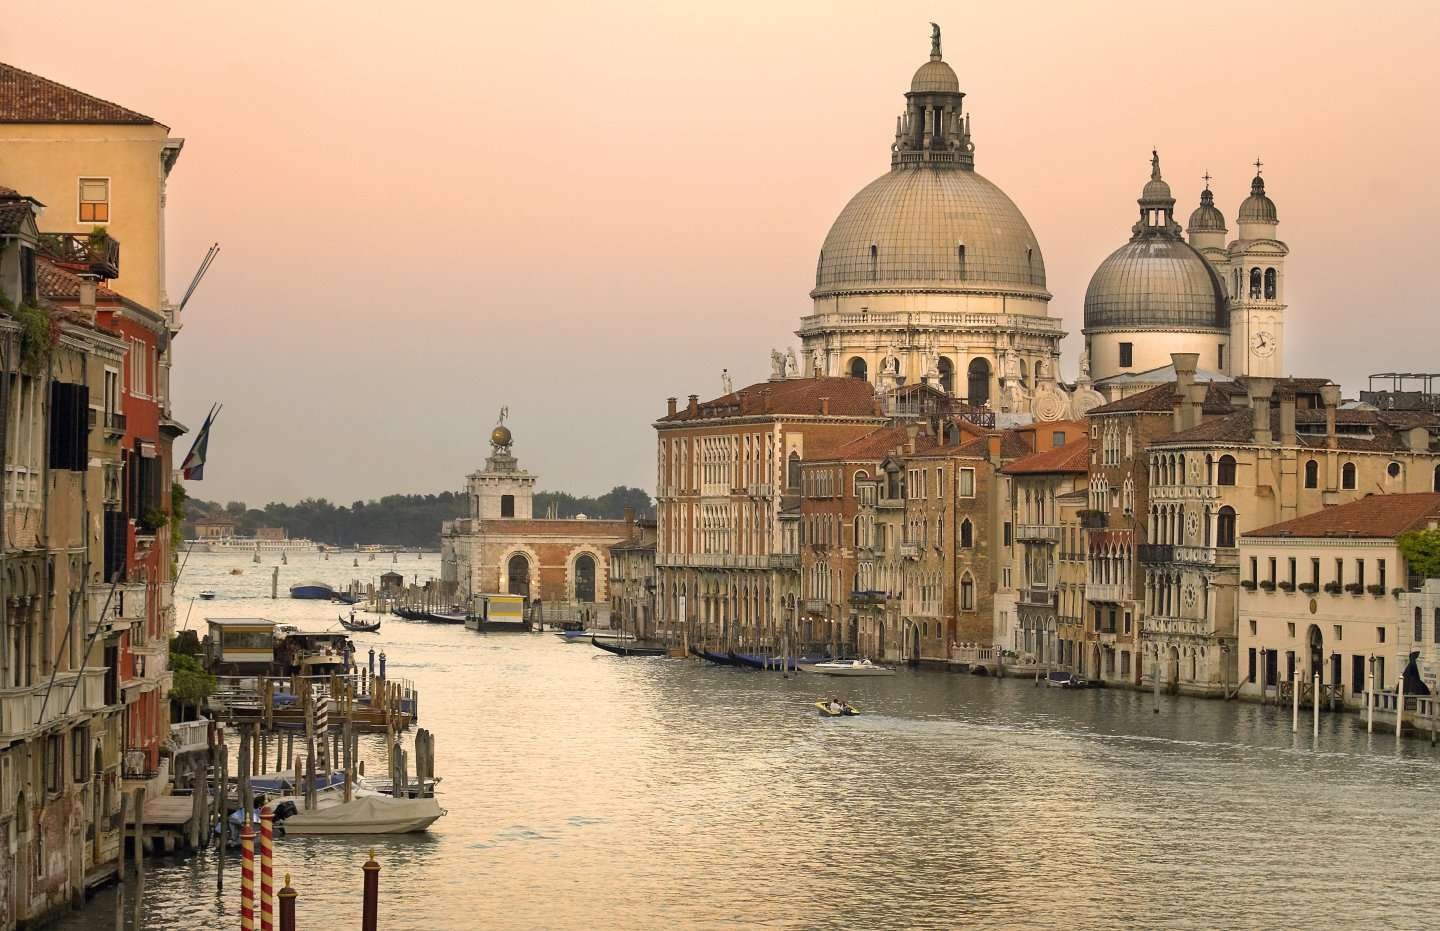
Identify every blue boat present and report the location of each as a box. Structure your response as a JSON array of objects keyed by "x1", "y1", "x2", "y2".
[
  {"x1": 289, "y1": 581, "x2": 335, "y2": 600},
  {"x1": 690, "y1": 646, "x2": 737, "y2": 666},
  {"x1": 731, "y1": 652, "x2": 830, "y2": 671}
]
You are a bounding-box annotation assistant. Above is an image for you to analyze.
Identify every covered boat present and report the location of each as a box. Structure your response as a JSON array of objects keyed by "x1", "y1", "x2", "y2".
[
  {"x1": 289, "y1": 581, "x2": 335, "y2": 600},
  {"x1": 271, "y1": 789, "x2": 444, "y2": 835}
]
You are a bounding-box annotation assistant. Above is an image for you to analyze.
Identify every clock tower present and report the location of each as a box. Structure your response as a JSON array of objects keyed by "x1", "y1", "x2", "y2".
[{"x1": 1226, "y1": 165, "x2": 1288, "y2": 377}]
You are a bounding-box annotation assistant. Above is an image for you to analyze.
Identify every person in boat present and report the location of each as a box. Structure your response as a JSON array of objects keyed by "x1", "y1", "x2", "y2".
[{"x1": 828, "y1": 697, "x2": 844, "y2": 714}]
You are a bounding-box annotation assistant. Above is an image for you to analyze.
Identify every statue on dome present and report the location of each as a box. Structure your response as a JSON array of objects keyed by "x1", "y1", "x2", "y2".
[
  {"x1": 721, "y1": 368, "x2": 734, "y2": 395},
  {"x1": 496, "y1": 405, "x2": 508, "y2": 426},
  {"x1": 810, "y1": 348, "x2": 824, "y2": 377},
  {"x1": 930, "y1": 22, "x2": 941, "y2": 59},
  {"x1": 1151, "y1": 149, "x2": 1161, "y2": 181},
  {"x1": 770, "y1": 349, "x2": 786, "y2": 380},
  {"x1": 785, "y1": 347, "x2": 798, "y2": 377},
  {"x1": 1078, "y1": 347, "x2": 1092, "y2": 381}
]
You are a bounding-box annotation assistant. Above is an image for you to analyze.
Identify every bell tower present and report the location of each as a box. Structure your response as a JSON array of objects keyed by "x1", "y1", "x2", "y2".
[
  {"x1": 1227, "y1": 162, "x2": 1289, "y2": 377},
  {"x1": 469, "y1": 412, "x2": 535, "y2": 520}
]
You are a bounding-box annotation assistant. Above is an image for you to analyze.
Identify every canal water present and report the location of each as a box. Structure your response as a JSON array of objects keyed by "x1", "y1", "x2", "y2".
[{"x1": 58, "y1": 550, "x2": 1440, "y2": 929}]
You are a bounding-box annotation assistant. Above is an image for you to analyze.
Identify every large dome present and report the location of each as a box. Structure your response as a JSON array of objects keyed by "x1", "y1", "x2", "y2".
[
  {"x1": 1084, "y1": 238, "x2": 1228, "y2": 332},
  {"x1": 812, "y1": 167, "x2": 1048, "y2": 298}
]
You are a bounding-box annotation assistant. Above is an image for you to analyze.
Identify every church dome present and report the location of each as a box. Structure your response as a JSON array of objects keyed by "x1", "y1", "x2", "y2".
[
  {"x1": 1084, "y1": 238, "x2": 1228, "y2": 332},
  {"x1": 1237, "y1": 173, "x2": 1277, "y2": 224},
  {"x1": 910, "y1": 59, "x2": 959, "y2": 93},
  {"x1": 812, "y1": 166, "x2": 1047, "y2": 297},
  {"x1": 1187, "y1": 187, "x2": 1226, "y2": 233}
]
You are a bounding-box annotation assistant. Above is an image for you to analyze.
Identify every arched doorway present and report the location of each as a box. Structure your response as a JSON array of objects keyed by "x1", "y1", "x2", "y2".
[
  {"x1": 909, "y1": 623, "x2": 920, "y2": 666},
  {"x1": 506, "y1": 553, "x2": 531, "y2": 600},
  {"x1": 937, "y1": 356, "x2": 954, "y2": 394},
  {"x1": 574, "y1": 553, "x2": 596, "y2": 603},
  {"x1": 847, "y1": 356, "x2": 868, "y2": 380},
  {"x1": 967, "y1": 358, "x2": 991, "y2": 407},
  {"x1": 1307, "y1": 624, "x2": 1324, "y2": 682},
  {"x1": 1168, "y1": 645, "x2": 1180, "y2": 691},
  {"x1": 878, "y1": 621, "x2": 886, "y2": 660}
]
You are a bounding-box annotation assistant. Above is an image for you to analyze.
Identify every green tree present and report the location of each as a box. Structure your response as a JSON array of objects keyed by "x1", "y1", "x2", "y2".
[
  {"x1": 169, "y1": 647, "x2": 216, "y2": 721},
  {"x1": 1399, "y1": 529, "x2": 1440, "y2": 582}
]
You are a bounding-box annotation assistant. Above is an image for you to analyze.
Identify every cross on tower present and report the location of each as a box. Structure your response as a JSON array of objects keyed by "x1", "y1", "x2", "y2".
[
  {"x1": 1253, "y1": 158, "x2": 1264, "y2": 175},
  {"x1": 1202, "y1": 171, "x2": 1213, "y2": 189}
]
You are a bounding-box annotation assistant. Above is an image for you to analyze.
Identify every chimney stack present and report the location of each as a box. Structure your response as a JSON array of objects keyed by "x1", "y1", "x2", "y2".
[
  {"x1": 987, "y1": 432, "x2": 1002, "y2": 462},
  {"x1": 906, "y1": 423, "x2": 918, "y2": 455},
  {"x1": 78, "y1": 274, "x2": 98, "y2": 322},
  {"x1": 1247, "y1": 378, "x2": 1275, "y2": 445},
  {"x1": 687, "y1": 394, "x2": 699, "y2": 416},
  {"x1": 666, "y1": 397, "x2": 677, "y2": 417},
  {"x1": 1320, "y1": 385, "x2": 1340, "y2": 450},
  {"x1": 1171, "y1": 353, "x2": 1200, "y2": 432},
  {"x1": 1279, "y1": 391, "x2": 1297, "y2": 446},
  {"x1": 820, "y1": 397, "x2": 830, "y2": 416},
  {"x1": 623, "y1": 506, "x2": 635, "y2": 526},
  {"x1": 1408, "y1": 426, "x2": 1430, "y2": 453}
]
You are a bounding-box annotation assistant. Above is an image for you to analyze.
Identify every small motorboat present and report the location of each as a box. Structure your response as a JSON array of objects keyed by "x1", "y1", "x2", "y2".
[
  {"x1": 814, "y1": 699, "x2": 860, "y2": 717},
  {"x1": 199, "y1": 590, "x2": 217, "y2": 600},
  {"x1": 1046, "y1": 670, "x2": 1086, "y2": 689},
  {"x1": 801, "y1": 658, "x2": 896, "y2": 677},
  {"x1": 591, "y1": 636, "x2": 667, "y2": 657},
  {"x1": 269, "y1": 787, "x2": 445, "y2": 835},
  {"x1": 340, "y1": 615, "x2": 381, "y2": 633}
]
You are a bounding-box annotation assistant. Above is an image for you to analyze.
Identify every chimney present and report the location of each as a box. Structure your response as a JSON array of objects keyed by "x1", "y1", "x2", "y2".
[
  {"x1": 820, "y1": 397, "x2": 830, "y2": 415},
  {"x1": 1320, "y1": 385, "x2": 1340, "y2": 450},
  {"x1": 1408, "y1": 426, "x2": 1430, "y2": 453},
  {"x1": 78, "y1": 274, "x2": 98, "y2": 323},
  {"x1": 987, "y1": 432, "x2": 1002, "y2": 462},
  {"x1": 1171, "y1": 353, "x2": 1200, "y2": 431},
  {"x1": 623, "y1": 506, "x2": 635, "y2": 526},
  {"x1": 666, "y1": 397, "x2": 677, "y2": 417},
  {"x1": 1279, "y1": 392, "x2": 1297, "y2": 446},
  {"x1": 687, "y1": 394, "x2": 699, "y2": 416},
  {"x1": 1247, "y1": 377, "x2": 1274, "y2": 445},
  {"x1": 906, "y1": 423, "x2": 918, "y2": 455}
]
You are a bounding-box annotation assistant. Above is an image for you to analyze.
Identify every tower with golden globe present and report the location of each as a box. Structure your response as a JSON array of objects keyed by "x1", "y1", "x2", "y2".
[{"x1": 469, "y1": 410, "x2": 535, "y2": 520}]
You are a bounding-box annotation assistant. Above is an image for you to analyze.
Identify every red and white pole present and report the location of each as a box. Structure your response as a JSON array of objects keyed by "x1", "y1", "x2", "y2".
[
  {"x1": 259, "y1": 806, "x2": 276, "y2": 931},
  {"x1": 240, "y1": 822, "x2": 256, "y2": 931}
]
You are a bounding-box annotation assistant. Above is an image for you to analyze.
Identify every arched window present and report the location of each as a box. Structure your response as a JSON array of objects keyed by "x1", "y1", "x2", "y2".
[
  {"x1": 960, "y1": 574, "x2": 975, "y2": 611},
  {"x1": 960, "y1": 518, "x2": 973, "y2": 549},
  {"x1": 787, "y1": 452, "x2": 801, "y2": 489},
  {"x1": 956, "y1": 243, "x2": 966, "y2": 278},
  {"x1": 1341, "y1": 461, "x2": 1356, "y2": 490},
  {"x1": 852, "y1": 470, "x2": 867, "y2": 495},
  {"x1": 1217, "y1": 455, "x2": 1237, "y2": 486},
  {"x1": 1304, "y1": 459, "x2": 1319, "y2": 489},
  {"x1": 1388, "y1": 461, "x2": 1402, "y2": 479},
  {"x1": 574, "y1": 554, "x2": 596, "y2": 602},
  {"x1": 869, "y1": 243, "x2": 878, "y2": 280},
  {"x1": 1434, "y1": 464, "x2": 1440, "y2": 492},
  {"x1": 1203, "y1": 505, "x2": 1212, "y2": 547},
  {"x1": 848, "y1": 356, "x2": 868, "y2": 380},
  {"x1": 1264, "y1": 267, "x2": 1277, "y2": 300},
  {"x1": 1206, "y1": 454, "x2": 1214, "y2": 485},
  {"x1": 1249, "y1": 267, "x2": 1262, "y2": 299},
  {"x1": 967, "y1": 358, "x2": 991, "y2": 407},
  {"x1": 1018, "y1": 359, "x2": 1029, "y2": 388},
  {"x1": 938, "y1": 357, "x2": 954, "y2": 395},
  {"x1": 1217, "y1": 506, "x2": 1237, "y2": 548},
  {"x1": 507, "y1": 553, "x2": 531, "y2": 598}
]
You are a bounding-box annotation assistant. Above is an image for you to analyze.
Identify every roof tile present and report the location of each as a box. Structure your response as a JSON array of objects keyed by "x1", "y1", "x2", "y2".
[{"x1": 0, "y1": 62, "x2": 155, "y2": 124}]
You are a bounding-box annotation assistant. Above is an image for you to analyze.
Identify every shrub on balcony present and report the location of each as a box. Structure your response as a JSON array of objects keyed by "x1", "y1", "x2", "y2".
[
  {"x1": 1259, "y1": 580, "x2": 1276, "y2": 592},
  {"x1": 1240, "y1": 579, "x2": 1257, "y2": 590},
  {"x1": 1393, "y1": 587, "x2": 1407, "y2": 598},
  {"x1": 1298, "y1": 582, "x2": 1319, "y2": 594},
  {"x1": 1323, "y1": 581, "x2": 1342, "y2": 594},
  {"x1": 1344, "y1": 582, "x2": 1364, "y2": 595},
  {"x1": 1367, "y1": 584, "x2": 1387, "y2": 596},
  {"x1": 1278, "y1": 581, "x2": 1296, "y2": 592}
]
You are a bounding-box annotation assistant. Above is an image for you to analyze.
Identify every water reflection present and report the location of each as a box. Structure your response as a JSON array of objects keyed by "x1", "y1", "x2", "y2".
[{"x1": 51, "y1": 551, "x2": 1440, "y2": 929}]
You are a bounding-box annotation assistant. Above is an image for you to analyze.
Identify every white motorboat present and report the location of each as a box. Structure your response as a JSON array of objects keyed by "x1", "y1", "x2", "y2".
[
  {"x1": 199, "y1": 590, "x2": 217, "y2": 600},
  {"x1": 801, "y1": 658, "x2": 896, "y2": 677},
  {"x1": 272, "y1": 786, "x2": 445, "y2": 835},
  {"x1": 554, "y1": 629, "x2": 635, "y2": 644}
]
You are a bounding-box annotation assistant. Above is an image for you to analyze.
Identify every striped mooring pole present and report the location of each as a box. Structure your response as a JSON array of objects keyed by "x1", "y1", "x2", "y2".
[
  {"x1": 240, "y1": 822, "x2": 256, "y2": 931},
  {"x1": 362, "y1": 849, "x2": 380, "y2": 931},
  {"x1": 259, "y1": 806, "x2": 276, "y2": 931}
]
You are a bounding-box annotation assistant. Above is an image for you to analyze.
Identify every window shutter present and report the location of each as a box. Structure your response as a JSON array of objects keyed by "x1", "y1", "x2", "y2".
[{"x1": 103, "y1": 510, "x2": 128, "y2": 582}]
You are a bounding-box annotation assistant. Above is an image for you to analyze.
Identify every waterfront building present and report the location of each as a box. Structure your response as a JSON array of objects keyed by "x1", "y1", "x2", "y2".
[
  {"x1": 1399, "y1": 579, "x2": 1440, "y2": 696},
  {"x1": 999, "y1": 436, "x2": 1090, "y2": 670},
  {"x1": 609, "y1": 520, "x2": 657, "y2": 638},
  {"x1": 797, "y1": 27, "x2": 1091, "y2": 422},
  {"x1": 653, "y1": 377, "x2": 887, "y2": 650},
  {"x1": 441, "y1": 420, "x2": 635, "y2": 625},
  {"x1": 192, "y1": 517, "x2": 236, "y2": 540},
  {"x1": 1237, "y1": 494, "x2": 1440, "y2": 706}
]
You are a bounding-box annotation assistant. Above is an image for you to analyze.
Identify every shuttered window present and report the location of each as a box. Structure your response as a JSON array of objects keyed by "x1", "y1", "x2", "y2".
[{"x1": 47, "y1": 382, "x2": 89, "y2": 471}]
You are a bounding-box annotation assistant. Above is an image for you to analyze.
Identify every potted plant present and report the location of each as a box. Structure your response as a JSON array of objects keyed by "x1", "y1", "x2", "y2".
[
  {"x1": 1343, "y1": 581, "x2": 1364, "y2": 595},
  {"x1": 1259, "y1": 580, "x2": 1276, "y2": 592},
  {"x1": 1323, "y1": 581, "x2": 1342, "y2": 595},
  {"x1": 1367, "y1": 584, "x2": 1386, "y2": 596},
  {"x1": 1299, "y1": 582, "x2": 1319, "y2": 594},
  {"x1": 1279, "y1": 580, "x2": 1296, "y2": 592},
  {"x1": 1240, "y1": 579, "x2": 1257, "y2": 591}
]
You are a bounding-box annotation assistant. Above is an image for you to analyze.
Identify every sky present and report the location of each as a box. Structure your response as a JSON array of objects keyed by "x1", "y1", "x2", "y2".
[{"x1": 5, "y1": 1, "x2": 1439, "y2": 506}]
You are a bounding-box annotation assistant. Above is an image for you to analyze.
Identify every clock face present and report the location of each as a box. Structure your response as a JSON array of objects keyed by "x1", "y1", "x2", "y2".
[{"x1": 1251, "y1": 331, "x2": 1276, "y2": 357}]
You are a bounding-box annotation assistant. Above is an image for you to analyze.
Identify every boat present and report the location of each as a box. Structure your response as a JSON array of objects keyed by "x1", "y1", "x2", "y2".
[
  {"x1": 801, "y1": 658, "x2": 896, "y2": 677},
  {"x1": 555, "y1": 629, "x2": 633, "y2": 644},
  {"x1": 689, "y1": 645, "x2": 737, "y2": 666},
  {"x1": 289, "y1": 581, "x2": 336, "y2": 600},
  {"x1": 590, "y1": 636, "x2": 667, "y2": 657},
  {"x1": 814, "y1": 699, "x2": 860, "y2": 717},
  {"x1": 332, "y1": 592, "x2": 361, "y2": 606},
  {"x1": 730, "y1": 651, "x2": 830, "y2": 671},
  {"x1": 340, "y1": 615, "x2": 381, "y2": 633},
  {"x1": 1046, "y1": 670, "x2": 1086, "y2": 689},
  {"x1": 230, "y1": 569, "x2": 244, "y2": 576},
  {"x1": 270, "y1": 787, "x2": 445, "y2": 835},
  {"x1": 199, "y1": 590, "x2": 217, "y2": 600},
  {"x1": 424, "y1": 611, "x2": 468, "y2": 625},
  {"x1": 463, "y1": 593, "x2": 528, "y2": 632}
]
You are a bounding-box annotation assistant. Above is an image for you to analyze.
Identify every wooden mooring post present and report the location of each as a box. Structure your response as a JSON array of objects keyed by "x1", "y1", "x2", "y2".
[{"x1": 362, "y1": 850, "x2": 381, "y2": 931}]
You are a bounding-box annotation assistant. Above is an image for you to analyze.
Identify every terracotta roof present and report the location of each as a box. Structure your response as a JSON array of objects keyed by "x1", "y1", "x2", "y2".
[
  {"x1": 1090, "y1": 381, "x2": 1242, "y2": 416},
  {"x1": 826, "y1": 425, "x2": 921, "y2": 461},
  {"x1": 35, "y1": 255, "x2": 118, "y2": 301},
  {"x1": 1002, "y1": 438, "x2": 1090, "y2": 474},
  {"x1": 0, "y1": 201, "x2": 33, "y2": 236},
  {"x1": 0, "y1": 62, "x2": 155, "y2": 124},
  {"x1": 1244, "y1": 493, "x2": 1440, "y2": 540},
  {"x1": 659, "y1": 377, "x2": 883, "y2": 422}
]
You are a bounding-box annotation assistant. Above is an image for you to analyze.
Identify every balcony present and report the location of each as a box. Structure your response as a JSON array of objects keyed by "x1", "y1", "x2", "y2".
[
  {"x1": 1085, "y1": 583, "x2": 1128, "y2": 603},
  {"x1": 877, "y1": 495, "x2": 905, "y2": 510},
  {"x1": 1079, "y1": 510, "x2": 1109, "y2": 530},
  {"x1": 168, "y1": 719, "x2": 211, "y2": 756},
  {"x1": 1020, "y1": 588, "x2": 1058, "y2": 608},
  {"x1": 105, "y1": 411, "x2": 126, "y2": 437},
  {"x1": 0, "y1": 668, "x2": 109, "y2": 740},
  {"x1": 1174, "y1": 545, "x2": 1239, "y2": 568},
  {"x1": 849, "y1": 590, "x2": 887, "y2": 606},
  {"x1": 38, "y1": 231, "x2": 121, "y2": 279},
  {"x1": 899, "y1": 541, "x2": 920, "y2": 559},
  {"x1": 802, "y1": 599, "x2": 830, "y2": 615},
  {"x1": 1016, "y1": 523, "x2": 1060, "y2": 543},
  {"x1": 770, "y1": 554, "x2": 800, "y2": 570},
  {"x1": 1138, "y1": 544, "x2": 1174, "y2": 565}
]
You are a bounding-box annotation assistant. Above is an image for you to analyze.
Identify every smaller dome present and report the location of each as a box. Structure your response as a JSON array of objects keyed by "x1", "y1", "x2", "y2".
[
  {"x1": 490, "y1": 425, "x2": 512, "y2": 447},
  {"x1": 910, "y1": 59, "x2": 959, "y2": 94},
  {"x1": 1237, "y1": 174, "x2": 1277, "y2": 224},
  {"x1": 1187, "y1": 188, "x2": 1226, "y2": 233},
  {"x1": 1142, "y1": 177, "x2": 1172, "y2": 202}
]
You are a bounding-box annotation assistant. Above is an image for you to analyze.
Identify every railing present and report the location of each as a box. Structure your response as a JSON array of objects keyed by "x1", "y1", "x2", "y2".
[
  {"x1": 899, "y1": 542, "x2": 919, "y2": 559},
  {"x1": 0, "y1": 668, "x2": 109, "y2": 739},
  {"x1": 38, "y1": 231, "x2": 121, "y2": 278},
  {"x1": 769, "y1": 554, "x2": 800, "y2": 570},
  {"x1": 168, "y1": 719, "x2": 211, "y2": 755},
  {"x1": 1173, "y1": 545, "x2": 1239, "y2": 567},
  {"x1": 1085, "y1": 583, "x2": 1128, "y2": 603},
  {"x1": 877, "y1": 496, "x2": 905, "y2": 510},
  {"x1": 1020, "y1": 588, "x2": 1058, "y2": 607},
  {"x1": 849, "y1": 590, "x2": 886, "y2": 606},
  {"x1": 799, "y1": 309, "x2": 1058, "y2": 330},
  {"x1": 802, "y1": 599, "x2": 830, "y2": 614},
  {"x1": 1138, "y1": 544, "x2": 1174, "y2": 564},
  {"x1": 1016, "y1": 523, "x2": 1060, "y2": 543},
  {"x1": 951, "y1": 642, "x2": 996, "y2": 665}
]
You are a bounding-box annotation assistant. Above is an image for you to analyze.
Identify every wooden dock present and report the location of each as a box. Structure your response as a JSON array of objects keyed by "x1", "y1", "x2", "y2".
[{"x1": 126, "y1": 794, "x2": 200, "y2": 854}]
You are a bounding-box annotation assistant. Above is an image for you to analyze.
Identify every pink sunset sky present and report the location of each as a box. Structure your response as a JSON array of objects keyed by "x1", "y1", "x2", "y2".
[{"x1": 4, "y1": 1, "x2": 1438, "y2": 504}]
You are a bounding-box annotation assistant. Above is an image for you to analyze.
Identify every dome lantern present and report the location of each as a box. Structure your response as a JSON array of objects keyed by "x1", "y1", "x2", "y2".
[
  {"x1": 893, "y1": 24, "x2": 973, "y2": 170},
  {"x1": 1237, "y1": 161, "x2": 1278, "y2": 226}
]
